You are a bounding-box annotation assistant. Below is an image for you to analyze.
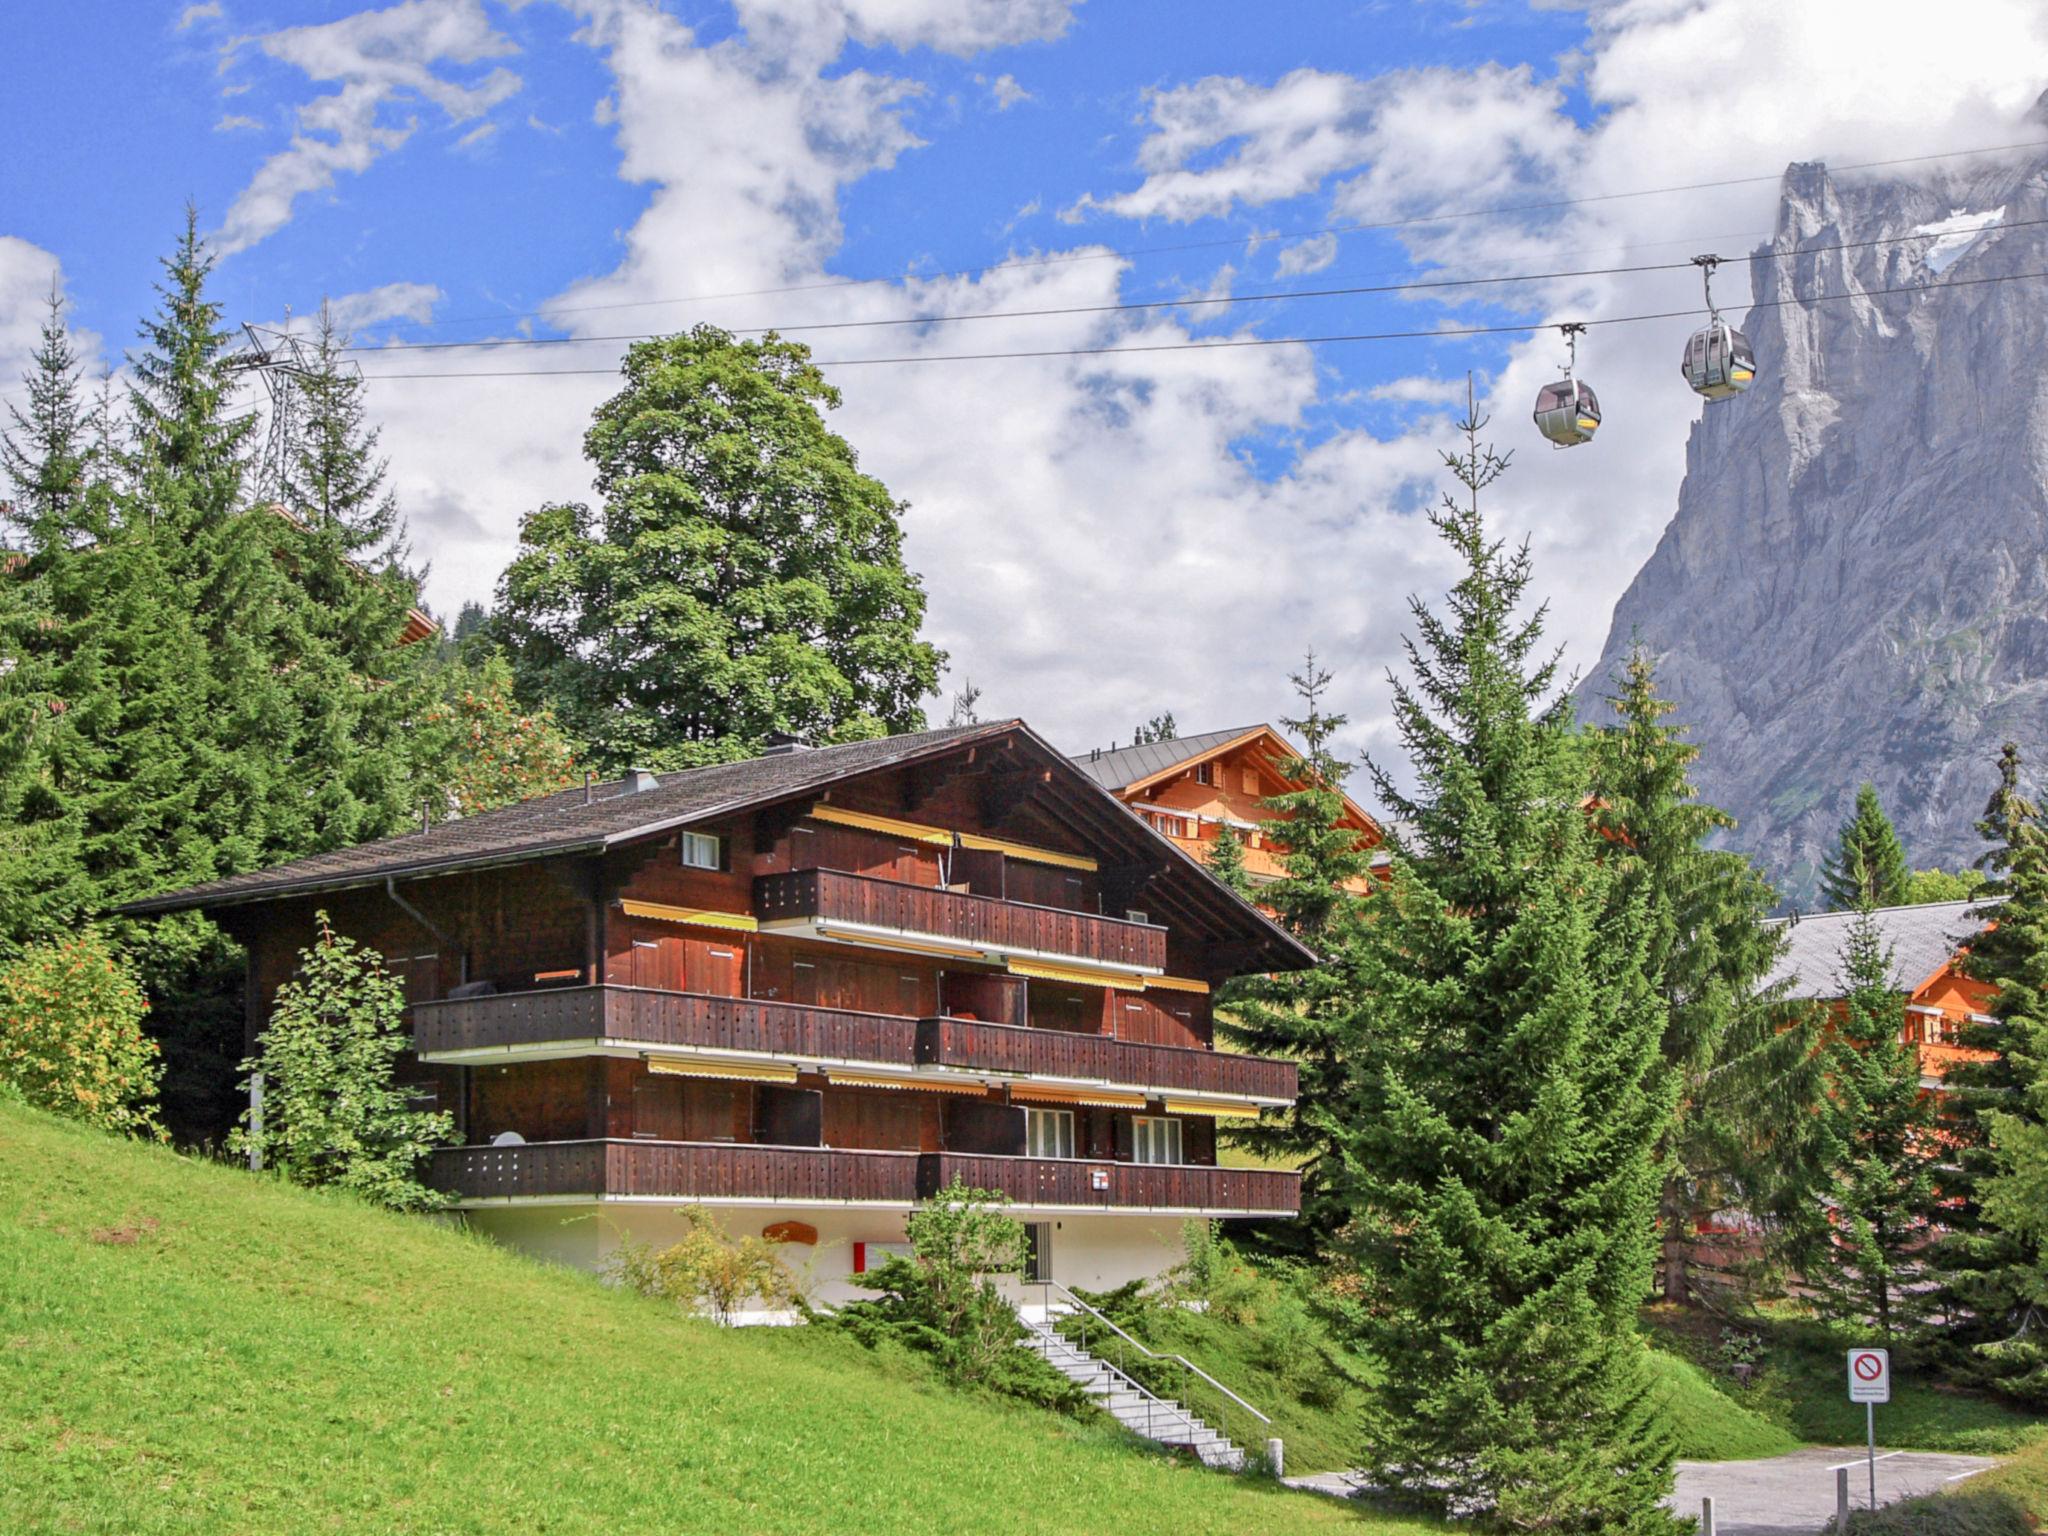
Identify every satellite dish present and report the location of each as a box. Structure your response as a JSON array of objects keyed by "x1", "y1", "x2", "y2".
[{"x1": 491, "y1": 1131, "x2": 527, "y2": 1146}]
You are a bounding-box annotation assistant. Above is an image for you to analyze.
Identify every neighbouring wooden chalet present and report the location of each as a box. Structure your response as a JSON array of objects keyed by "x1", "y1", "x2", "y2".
[
  {"x1": 1764, "y1": 899, "x2": 1997, "y2": 1085},
  {"x1": 1073, "y1": 725, "x2": 1383, "y2": 895},
  {"x1": 125, "y1": 722, "x2": 1312, "y2": 1307}
]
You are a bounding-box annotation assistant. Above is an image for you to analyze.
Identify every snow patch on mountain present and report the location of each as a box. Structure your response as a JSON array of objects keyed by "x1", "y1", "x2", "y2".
[{"x1": 1913, "y1": 206, "x2": 2006, "y2": 273}]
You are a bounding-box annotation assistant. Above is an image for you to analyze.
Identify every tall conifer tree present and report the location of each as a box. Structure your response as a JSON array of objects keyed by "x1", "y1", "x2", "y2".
[
  {"x1": 1204, "y1": 822, "x2": 1253, "y2": 900},
  {"x1": 1791, "y1": 907, "x2": 1941, "y2": 1339},
  {"x1": 1588, "y1": 649, "x2": 1817, "y2": 1303},
  {"x1": 1218, "y1": 653, "x2": 1370, "y2": 1249},
  {"x1": 1821, "y1": 783, "x2": 1912, "y2": 911},
  {"x1": 1334, "y1": 403, "x2": 1679, "y2": 1532}
]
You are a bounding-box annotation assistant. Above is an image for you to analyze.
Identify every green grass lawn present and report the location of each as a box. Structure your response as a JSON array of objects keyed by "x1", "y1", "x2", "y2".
[
  {"x1": 0, "y1": 1102, "x2": 1432, "y2": 1536},
  {"x1": 1643, "y1": 1306, "x2": 2048, "y2": 1457},
  {"x1": 1641, "y1": 1349, "x2": 1802, "y2": 1460}
]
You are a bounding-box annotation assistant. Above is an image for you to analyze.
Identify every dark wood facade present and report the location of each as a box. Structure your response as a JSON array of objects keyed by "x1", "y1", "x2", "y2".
[{"x1": 195, "y1": 726, "x2": 1304, "y2": 1219}]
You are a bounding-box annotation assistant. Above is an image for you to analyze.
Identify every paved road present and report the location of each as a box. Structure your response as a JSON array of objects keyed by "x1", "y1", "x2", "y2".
[
  {"x1": 1673, "y1": 1449, "x2": 1995, "y2": 1535},
  {"x1": 1287, "y1": 1449, "x2": 1996, "y2": 1532}
]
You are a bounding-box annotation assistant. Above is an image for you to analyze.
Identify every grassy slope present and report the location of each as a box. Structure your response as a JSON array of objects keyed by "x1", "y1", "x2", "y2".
[
  {"x1": 0, "y1": 1104, "x2": 1430, "y2": 1536},
  {"x1": 1641, "y1": 1350, "x2": 1802, "y2": 1460}
]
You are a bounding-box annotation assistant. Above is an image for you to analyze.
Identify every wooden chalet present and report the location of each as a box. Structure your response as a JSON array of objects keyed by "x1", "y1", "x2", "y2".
[
  {"x1": 1074, "y1": 725, "x2": 1382, "y2": 894},
  {"x1": 1764, "y1": 898, "x2": 1997, "y2": 1085},
  {"x1": 125, "y1": 722, "x2": 1311, "y2": 1306}
]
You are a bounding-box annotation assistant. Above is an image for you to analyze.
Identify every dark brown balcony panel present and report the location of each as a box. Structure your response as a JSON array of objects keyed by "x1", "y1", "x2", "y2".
[
  {"x1": 915, "y1": 1017, "x2": 1295, "y2": 1104},
  {"x1": 412, "y1": 985, "x2": 920, "y2": 1065},
  {"x1": 919, "y1": 1153, "x2": 1299, "y2": 1216},
  {"x1": 755, "y1": 868, "x2": 1167, "y2": 973},
  {"x1": 427, "y1": 1140, "x2": 921, "y2": 1204}
]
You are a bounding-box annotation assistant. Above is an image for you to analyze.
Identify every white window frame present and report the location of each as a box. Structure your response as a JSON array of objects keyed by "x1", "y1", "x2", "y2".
[
  {"x1": 1025, "y1": 1107, "x2": 1075, "y2": 1160},
  {"x1": 680, "y1": 830, "x2": 722, "y2": 870},
  {"x1": 1130, "y1": 1115, "x2": 1182, "y2": 1166}
]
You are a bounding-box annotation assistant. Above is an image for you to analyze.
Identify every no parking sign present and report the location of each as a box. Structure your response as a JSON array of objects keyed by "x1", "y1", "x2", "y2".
[{"x1": 1848, "y1": 1348, "x2": 1890, "y2": 1404}]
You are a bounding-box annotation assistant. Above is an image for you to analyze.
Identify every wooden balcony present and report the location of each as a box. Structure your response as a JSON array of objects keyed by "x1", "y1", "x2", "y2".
[
  {"x1": 426, "y1": 1140, "x2": 920, "y2": 1204},
  {"x1": 921, "y1": 1153, "x2": 1299, "y2": 1216},
  {"x1": 755, "y1": 867, "x2": 1166, "y2": 973},
  {"x1": 427, "y1": 1141, "x2": 1298, "y2": 1215},
  {"x1": 411, "y1": 985, "x2": 919, "y2": 1065},
  {"x1": 915, "y1": 1016, "x2": 1296, "y2": 1105}
]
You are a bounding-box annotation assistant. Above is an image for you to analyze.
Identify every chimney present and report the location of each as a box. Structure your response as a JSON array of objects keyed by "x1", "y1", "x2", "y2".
[
  {"x1": 762, "y1": 731, "x2": 810, "y2": 756},
  {"x1": 623, "y1": 767, "x2": 661, "y2": 794}
]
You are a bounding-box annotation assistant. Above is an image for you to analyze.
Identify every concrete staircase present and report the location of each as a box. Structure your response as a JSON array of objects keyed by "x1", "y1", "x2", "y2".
[{"x1": 1019, "y1": 1314, "x2": 1247, "y2": 1470}]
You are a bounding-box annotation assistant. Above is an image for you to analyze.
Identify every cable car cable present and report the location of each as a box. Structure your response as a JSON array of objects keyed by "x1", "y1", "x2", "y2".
[{"x1": 354, "y1": 262, "x2": 2048, "y2": 378}]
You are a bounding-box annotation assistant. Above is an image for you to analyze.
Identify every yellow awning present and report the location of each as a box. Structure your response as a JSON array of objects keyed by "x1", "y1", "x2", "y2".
[
  {"x1": 1162, "y1": 1099, "x2": 1266, "y2": 1119},
  {"x1": 646, "y1": 1056, "x2": 798, "y2": 1084},
  {"x1": 829, "y1": 1069, "x2": 986, "y2": 1096},
  {"x1": 618, "y1": 899, "x2": 758, "y2": 933},
  {"x1": 1012, "y1": 1084, "x2": 1148, "y2": 1109},
  {"x1": 827, "y1": 928, "x2": 988, "y2": 962},
  {"x1": 1144, "y1": 974, "x2": 1211, "y2": 995},
  {"x1": 1007, "y1": 958, "x2": 1146, "y2": 991},
  {"x1": 807, "y1": 804, "x2": 1097, "y2": 872}
]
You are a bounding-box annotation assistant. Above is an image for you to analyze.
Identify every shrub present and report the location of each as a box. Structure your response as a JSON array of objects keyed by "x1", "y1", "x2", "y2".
[
  {"x1": 608, "y1": 1208, "x2": 805, "y2": 1323},
  {"x1": 830, "y1": 1178, "x2": 1091, "y2": 1414},
  {"x1": 1843, "y1": 1490, "x2": 2031, "y2": 1536},
  {"x1": 0, "y1": 930, "x2": 162, "y2": 1137},
  {"x1": 231, "y1": 912, "x2": 452, "y2": 1210}
]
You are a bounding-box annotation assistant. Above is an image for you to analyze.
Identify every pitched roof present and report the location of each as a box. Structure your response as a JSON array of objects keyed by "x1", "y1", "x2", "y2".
[
  {"x1": 119, "y1": 724, "x2": 1000, "y2": 916},
  {"x1": 1070, "y1": 726, "x2": 1266, "y2": 792},
  {"x1": 1763, "y1": 899, "x2": 1993, "y2": 1000}
]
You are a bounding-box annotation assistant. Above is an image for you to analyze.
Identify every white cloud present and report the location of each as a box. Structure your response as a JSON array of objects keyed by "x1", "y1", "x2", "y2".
[
  {"x1": 215, "y1": 0, "x2": 520, "y2": 255},
  {"x1": 329, "y1": 280, "x2": 443, "y2": 330},
  {"x1": 1275, "y1": 232, "x2": 1336, "y2": 276},
  {"x1": 981, "y1": 72, "x2": 1030, "y2": 110},
  {"x1": 731, "y1": 0, "x2": 1075, "y2": 64},
  {"x1": 1367, "y1": 375, "x2": 1477, "y2": 407},
  {"x1": 454, "y1": 120, "x2": 497, "y2": 150},
  {"x1": 215, "y1": 113, "x2": 262, "y2": 132},
  {"x1": 179, "y1": 1, "x2": 223, "y2": 29}
]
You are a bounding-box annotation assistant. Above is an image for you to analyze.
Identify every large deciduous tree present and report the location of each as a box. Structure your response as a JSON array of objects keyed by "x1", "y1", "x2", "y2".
[
  {"x1": 1334, "y1": 408, "x2": 1679, "y2": 1533},
  {"x1": 493, "y1": 326, "x2": 944, "y2": 771}
]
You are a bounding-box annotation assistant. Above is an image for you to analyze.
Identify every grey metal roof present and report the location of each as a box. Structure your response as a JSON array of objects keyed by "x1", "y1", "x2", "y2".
[
  {"x1": 1070, "y1": 726, "x2": 1267, "y2": 791},
  {"x1": 119, "y1": 723, "x2": 1003, "y2": 915},
  {"x1": 1763, "y1": 899, "x2": 1993, "y2": 999}
]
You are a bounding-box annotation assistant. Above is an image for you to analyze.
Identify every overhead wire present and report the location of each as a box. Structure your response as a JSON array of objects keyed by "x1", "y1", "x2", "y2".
[
  {"x1": 353, "y1": 262, "x2": 2048, "y2": 378},
  {"x1": 338, "y1": 216, "x2": 2048, "y2": 355},
  {"x1": 370, "y1": 136, "x2": 2048, "y2": 330}
]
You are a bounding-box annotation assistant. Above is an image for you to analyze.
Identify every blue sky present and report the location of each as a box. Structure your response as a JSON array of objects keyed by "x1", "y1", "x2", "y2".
[{"x1": 3, "y1": 0, "x2": 2044, "y2": 764}]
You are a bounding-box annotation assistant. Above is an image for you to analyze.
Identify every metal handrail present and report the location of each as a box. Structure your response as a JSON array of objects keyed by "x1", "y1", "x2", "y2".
[{"x1": 1038, "y1": 1279, "x2": 1270, "y2": 1427}]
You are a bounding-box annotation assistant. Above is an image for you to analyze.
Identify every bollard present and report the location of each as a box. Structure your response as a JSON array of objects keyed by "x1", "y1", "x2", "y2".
[
  {"x1": 1700, "y1": 1494, "x2": 1715, "y2": 1536},
  {"x1": 1266, "y1": 1438, "x2": 1284, "y2": 1480},
  {"x1": 1837, "y1": 1466, "x2": 1851, "y2": 1533}
]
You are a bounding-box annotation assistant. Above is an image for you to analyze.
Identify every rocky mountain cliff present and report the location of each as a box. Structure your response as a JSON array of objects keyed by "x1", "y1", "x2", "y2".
[{"x1": 1584, "y1": 148, "x2": 2048, "y2": 901}]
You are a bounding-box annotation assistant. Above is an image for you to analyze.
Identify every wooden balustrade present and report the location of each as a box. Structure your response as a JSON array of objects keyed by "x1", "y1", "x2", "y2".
[
  {"x1": 755, "y1": 868, "x2": 1167, "y2": 971},
  {"x1": 412, "y1": 986, "x2": 920, "y2": 1064},
  {"x1": 915, "y1": 1016, "x2": 1295, "y2": 1103},
  {"x1": 920, "y1": 1153, "x2": 1299, "y2": 1215},
  {"x1": 426, "y1": 1140, "x2": 920, "y2": 1204},
  {"x1": 427, "y1": 1142, "x2": 1298, "y2": 1214}
]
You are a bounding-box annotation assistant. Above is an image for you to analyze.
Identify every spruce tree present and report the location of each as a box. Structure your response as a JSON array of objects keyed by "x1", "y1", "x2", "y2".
[
  {"x1": 1204, "y1": 822, "x2": 1253, "y2": 900},
  {"x1": 1935, "y1": 743, "x2": 2048, "y2": 1398},
  {"x1": 1334, "y1": 407, "x2": 1679, "y2": 1532},
  {"x1": 2, "y1": 283, "x2": 96, "y2": 548},
  {"x1": 1791, "y1": 906, "x2": 1941, "y2": 1340},
  {"x1": 493, "y1": 326, "x2": 944, "y2": 770},
  {"x1": 1588, "y1": 648, "x2": 1818, "y2": 1305},
  {"x1": 1216, "y1": 652, "x2": 1370, "y2": 1250},
  {"x1": 1821, "y1": 783, "x2": 1911, "y2": 911}
]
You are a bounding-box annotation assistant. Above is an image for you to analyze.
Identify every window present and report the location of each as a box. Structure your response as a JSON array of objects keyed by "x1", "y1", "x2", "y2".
[
  {"x1": 1026, "y1": 1107, "x2": 1075, "y2": 1160},
  {"x1": 1194, "y1": 763, "x2": 1214, "y2": 786},
  {"x1": 1023, "y1": 1222, "x2": 1053, "y2": 1283},
  {"x1": 680, "y1": 830, "x2": 723, "y2": 870},
  {"x1": 1130, "y1": 1116, "x2": 1182, "y2": 1166}
]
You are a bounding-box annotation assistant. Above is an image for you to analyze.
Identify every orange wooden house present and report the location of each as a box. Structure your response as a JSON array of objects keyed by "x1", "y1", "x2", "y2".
[
  {"x1": 1763, "y1": 899, "x2": 1997, "y2": 1084},
  {"x1": 1073, "y1": 725, "x2": 1383, "y2": 896}
]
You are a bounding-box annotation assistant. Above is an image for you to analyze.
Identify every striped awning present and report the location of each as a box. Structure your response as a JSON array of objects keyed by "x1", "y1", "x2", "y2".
[
  {"x1": 1007, "y1": 958, "x2": 1147, "y2": 991},
  {"x1": 1162, "y1": 1099, "x2": 1265, "y2": 1119},
  {"x1": 646, "y1": 1056, "x2": 797, "y2": 1084},
  {"x1": 618, "y1": 900, "x2": 758, "y2": 933},
  {"x1": 1011, "y1": 1083, "x2": 1148, "y2": 1109},
  {"x1": 828, "y1": 1068, "x2": 987, "y2": 1096},
  {"x1": 807, "y1": 804, "x2": 1097, "y2": 872},
  {"x1": 1144, "y1": 974, "x2": 1211, "y2": 995}
]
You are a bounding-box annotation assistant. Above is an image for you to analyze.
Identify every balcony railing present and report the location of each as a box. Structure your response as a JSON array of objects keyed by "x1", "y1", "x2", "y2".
[
  {"x1": 427, "y1": 1140, "x2": 920, "y2": 1204},
  {"x1": 921, "y1": 1153, "x2": 1299, "y2": 1215},
  {"x1": 755, "y1": 867, "x2": 1166, "y2": 972},
  {"x1": 427, "y1": 1141, "x2": 1299, "y2": 1215},
  {"x1": 915, "y1": 1016, "x2": 1295, "y2": 1104},
  {"x1": 412, "y1": 985, "x2": 919, "y2": 1065}
]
